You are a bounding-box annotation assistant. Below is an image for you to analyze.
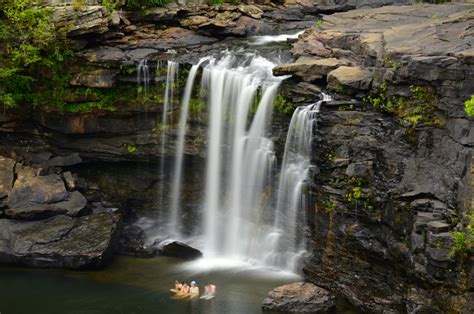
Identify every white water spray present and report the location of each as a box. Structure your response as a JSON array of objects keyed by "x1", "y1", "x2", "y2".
[
  {"x1": 270, "y1": 93, "x2": 331, "y2": 271},
  {"x1": 168, "y1": 57, "x2": 210, "y2": 237}
]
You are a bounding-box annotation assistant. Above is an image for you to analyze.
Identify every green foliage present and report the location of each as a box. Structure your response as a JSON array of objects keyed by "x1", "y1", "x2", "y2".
[
  {"x1": 127, "y1": 145, "x2": 137, "y2": 153},
  {"x1": 63, "y1": 102, "x2": 116, "y2": 113},
  {"x1": 72, "y1": 0, "x2": 86, "y2": 10},
  {"x1": 189, "y1": 97, "x2": 207, "y2": 114},
  {"x1": 383, "y1": 58, "x2": 399, "y2": 71},
  {"x1": 102, "y1": 0, "x2": 117, "y2": 12},
  {"x1": 365, "y1": 84, "x2": 444, "y2": 128},
  {"x1": 273, "y1": 94, "x2": 292, "y2": 114},
  {"x1": 334, "y1": 83, "x2": 351, "y2": 96},
  {"x1": 449, "y1": 231, "x2": 469, "y2": 259},
  {"x1": 314, "y1": 19, "x2": 323, "y2": 28},
  {"x1": 0, "y1": 0, "x2": 71, "y2": 109},
  {"x1": 330, "y1": 176, "x2": 374, "y2": 209},
  {"x1": 464, "y1": 95, "x2": 474, "y2": 117},
  {"x1": 323, "y1": 150, "x2": 336, "y2": 160},
  {"x1": 208, "y1": 0, "x2": 224, "y2": 4},
  {"x1": 126, "y1": 0, "x2": 170, "y2": 10},
  {"x1": 338, "y1": 104, "x2": 355, "y2": 111},
  {"x1": 449, "y1": 210, "x2": 474, "y2": 261},
  {"x1": 323, "y1": 199, "x2": 336, "y2": 213},
  {"x1": 345, "y1": 186, "x2": 363, "y2": 202}
]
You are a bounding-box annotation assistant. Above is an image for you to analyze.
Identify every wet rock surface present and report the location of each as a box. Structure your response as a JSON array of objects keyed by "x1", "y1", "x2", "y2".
[
  {"x1": 275, "y1": 3, "x2": 474, "y2": 313},
  {"x1": 0, "y1": 1, "x2": 473, "y2": 313},
  {"x1": 0, "y1": 155, "x2": 123, "y2": 269},
  {"x1": 0, "y1": 212, "x2": 121, "y2": 269},
  {"x1": 262, "y1": 282, "x2": 336, "y2": 313},
  {"x1": 159, "y1": 241, "x2": 203, "y2": 260},
  {"x1": 7, "y1": 174, "x2": 68, "y2": 209}
]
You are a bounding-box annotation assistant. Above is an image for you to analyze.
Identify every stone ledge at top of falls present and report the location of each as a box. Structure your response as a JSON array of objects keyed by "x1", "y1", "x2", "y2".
[{"x1": 276, "y1": 3, "x2": 474, "y2": 117}]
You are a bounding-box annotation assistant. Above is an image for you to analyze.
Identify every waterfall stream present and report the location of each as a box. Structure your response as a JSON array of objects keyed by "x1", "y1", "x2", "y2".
[
  {"x1": 150, "y1": 53, "x2": 327, "y2": 272},
  {"x1": 271, "y1": 93, "x2": 331, "y2": 270},
  {"x1": 168, "y1": 58, "x2": 210, "y2": 237}
]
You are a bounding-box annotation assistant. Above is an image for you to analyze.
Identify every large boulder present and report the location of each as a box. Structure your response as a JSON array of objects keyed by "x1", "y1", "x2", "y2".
[
  {"x1": 262, "y1": 282, "x2": 336, "y2": 313},
  {"x1": 7, "y1": 174, "x2": 68, "y2": 209},
  {"x1": 327, "y1": 66, "x2": 373, "y2": 90},
  {"x1": 0, "y1": 212, "x2": 121, "y2": 269},
  {"x1": 273, "y1": 57, "x2": 351, "y2": 81},
  {"x1": 159, "y1": 241, "x2": 203, "y2": 260}
]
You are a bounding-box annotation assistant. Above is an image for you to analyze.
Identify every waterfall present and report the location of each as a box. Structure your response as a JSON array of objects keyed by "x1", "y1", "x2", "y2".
[
  {"x1": 168, "y1": 57, "x2": 209, "y2": 237},
  {"x1": 154, "y1": 52, "x2": 325, "y2": 272},
  {"x1": 201, "y1": 54, "x2": 283, "y2": 261},
  {"x1": 270, "y1": 93, "x2": 331, "y2": 271},
  {"x1": 158, "y1": 61, "x2": 179, "y2": 211},
  {"x1": 137, "y1": 59, "x2": 150, "y2": 94}
]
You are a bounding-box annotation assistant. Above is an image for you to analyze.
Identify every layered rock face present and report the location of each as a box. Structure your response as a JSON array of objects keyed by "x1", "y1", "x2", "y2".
[
  {"x1": 0, "y1": 156, "x2": 122, "y2": 269},
  {"x1": 274, "y1": 3, "x2": 474, "y2": 312}
]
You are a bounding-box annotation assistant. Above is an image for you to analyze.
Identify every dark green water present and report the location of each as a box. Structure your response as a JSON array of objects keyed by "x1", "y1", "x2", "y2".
[
  {"x1": 0, "y1": 256, "x2": 359, "y2": 314},
  {"x1": 0, "y1": 256, "x2": 303, "y2": 314}
]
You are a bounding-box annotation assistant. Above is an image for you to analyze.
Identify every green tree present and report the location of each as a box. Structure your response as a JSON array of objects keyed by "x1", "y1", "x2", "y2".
[{"x1": 0, "y1": 0, "x2": 70, "y2": 108}]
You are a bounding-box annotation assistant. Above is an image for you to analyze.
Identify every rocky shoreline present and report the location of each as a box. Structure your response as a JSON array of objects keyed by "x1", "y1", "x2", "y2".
[{"x1": 0, "y1": 0, "x2": 473, "y2": 313}]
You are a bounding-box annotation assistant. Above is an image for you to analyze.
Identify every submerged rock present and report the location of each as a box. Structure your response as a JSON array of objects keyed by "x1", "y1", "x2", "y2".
[
  {"x1": 159, "y1": 241, "x2": 203, "y2": 260},
  {"x1": 262, "y1": 282, "x2": 336, "y2": 313},
  {"x1": 0, "y1": 212, "x2": 121, "y2": 269},
  {"x1": 118, "y1": 224, "x2": 157, "y2": 257}
]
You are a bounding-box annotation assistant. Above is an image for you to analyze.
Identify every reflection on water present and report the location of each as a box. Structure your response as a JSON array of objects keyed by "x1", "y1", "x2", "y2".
[
  {"x1": 0, "y1": 256, "x2": 359, "y2": 314},
  {"x1": 0, "y1": 256, "x2": 300, "y2": 314}
]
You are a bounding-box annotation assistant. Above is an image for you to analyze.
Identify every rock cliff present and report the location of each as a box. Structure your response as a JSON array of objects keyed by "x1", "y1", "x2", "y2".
[{"x1": 274, "y1": 3, "x2": 474, "y2": 312}]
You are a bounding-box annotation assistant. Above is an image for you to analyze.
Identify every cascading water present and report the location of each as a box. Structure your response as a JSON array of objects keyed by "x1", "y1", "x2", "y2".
[
  {"x1": 168, "y1": 57, "x2": 210, "y2": 237},
  {"x1": 270, "y1": 93, "x2": 331, "y2": 271},
  {"x1": 158, "y1": 61, "x2": 179, "y2": 212},
  {"x1": 137, "y1": 59, "x2": 150, "y2": 94},
  {"x1": 200, "y1": 54, "x2": 282, "y2": 263},
  {"x1": 154, "y1": 52, "x2": 326, "y2": 273}
]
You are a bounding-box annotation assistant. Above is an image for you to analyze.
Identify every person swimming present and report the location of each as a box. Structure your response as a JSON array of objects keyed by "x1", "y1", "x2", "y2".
[
  {"x1": 181, "y1": 282, "x2": 190, "y2": 294},
  {"x1": 189, "y1": 281, "x2": 199, "y2": 297},
  {"x1": 204, "y1": 283, "x2": 216, "y2": 296},
  {"x1": 174, "y1": 280, "x2": 183, "y2": 292}
]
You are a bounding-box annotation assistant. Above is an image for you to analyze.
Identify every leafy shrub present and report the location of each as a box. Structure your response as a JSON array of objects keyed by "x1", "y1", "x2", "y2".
[
  {"x1": 208, "y1": 0, "x2": 224, "y2": 4},
  {"x1": 365, "y1": 84, "x2": 443, "y2": 128},
  {"x1": 102, "y1": 0, "x2": 117, "y2": 12},
  {"x1": 126, "y1": 0, "x2": 170, "y2": 9},
  {"x1": 449, "y1": 231, "x2": 469, "y2": 260},
  {"x1": 465, "y1": 95, "x2": 474, "y2": 117}
]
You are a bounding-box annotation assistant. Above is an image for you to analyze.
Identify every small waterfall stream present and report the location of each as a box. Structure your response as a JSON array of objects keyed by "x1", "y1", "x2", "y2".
[
  {"x1": 271, "y1": 93, "x2": 331, "y2": 270},
  {"x1": 168, "y1": 58, "x2": 209, "y2": 237},
  {"x1": 150, "y1": 53, "x2": 327, "y2": 272},
  {"x1": 159, "y1": 61, "x2": 179, "y2": 212},
  {"x1": 137, "y1": 59, "x2": 150, "y2": 94}
]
